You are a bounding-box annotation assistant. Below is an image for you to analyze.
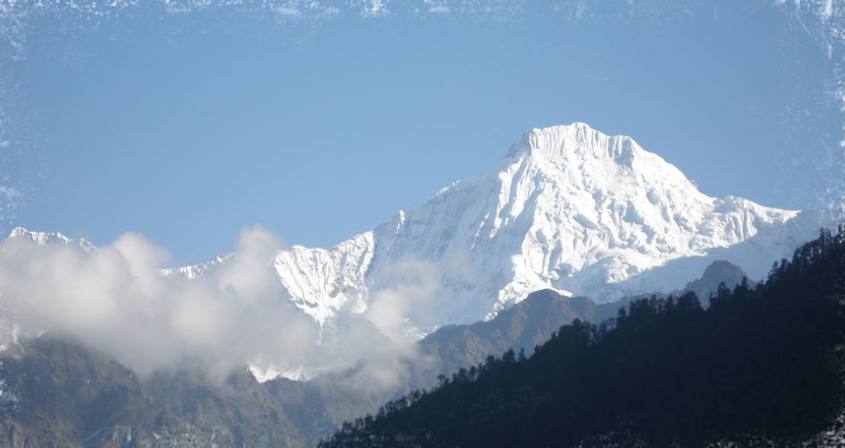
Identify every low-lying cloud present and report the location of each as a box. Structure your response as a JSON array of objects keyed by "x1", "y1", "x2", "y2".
[
  {"x1": 0, "y1": 227, "x2": 322, "y2": 381},
  {"x1": 0, "y1": 226, "x2": 444, "y2": 388}
]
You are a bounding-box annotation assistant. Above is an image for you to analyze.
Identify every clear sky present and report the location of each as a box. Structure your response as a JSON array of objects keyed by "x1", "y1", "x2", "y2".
[{"x1": 0, "y1": 0, "x2": 843, "y2": 264}]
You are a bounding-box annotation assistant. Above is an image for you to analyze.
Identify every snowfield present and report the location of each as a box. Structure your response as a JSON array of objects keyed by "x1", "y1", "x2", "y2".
[{"x1": 8, "y1": 123, "x2": 818, "y2": 335}]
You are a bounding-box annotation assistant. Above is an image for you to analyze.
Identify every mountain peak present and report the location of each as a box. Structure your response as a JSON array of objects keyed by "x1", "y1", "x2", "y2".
[
  {"x1": 8, "y1": 227, "x2": 94, "y2": 252},
  {"x1": 9, "y1": 227, "x2": 72, "y2": 245},
  {"x1": 261, "y1": 122, "x2": 804, "y2": 328},
  {"x1": 5, "y1": 124, "x2": 808, "y2": 336},
  {"x1": 506, "y1": 122, "x2": 639, "y2": 167}
]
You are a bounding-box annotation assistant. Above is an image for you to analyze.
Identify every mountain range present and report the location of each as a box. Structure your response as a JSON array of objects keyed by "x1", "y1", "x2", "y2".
[
  {"x1": 9, "y1": 123, "x2": 818, "y2": 341},
  {"x1": 0, "y1": 257, "x2": 751, "y2": 447},
  {"x1": 1, "y1": 116, "x2": 819, "y2": 444},
  {"x1": 319, "y1": 228, "x2": 845, "y2": 448},
  {"x1": 265, "y1": 122, "x2": 813, "y2": 330}
]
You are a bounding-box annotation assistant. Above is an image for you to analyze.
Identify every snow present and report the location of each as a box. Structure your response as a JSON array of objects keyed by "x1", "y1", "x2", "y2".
[
  {"x1": 5, "y1": 123, "x2": 816, "y2": 337},
  {"x1": 254, "y1": 122, "x2": 810, "y2": 328},
  {"x1": 8, "y1": 227, "x2": 95, "y2": 253},
  {"x1": 272, "y1": 231, "x2": 374, "y2": 325},
  {"x1": 163, "y1": 253, "x2": 233, "y2": 280}
]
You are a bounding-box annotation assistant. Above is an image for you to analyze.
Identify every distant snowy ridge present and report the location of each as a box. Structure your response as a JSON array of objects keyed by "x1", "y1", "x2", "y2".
[
  {"x1": 164, "y1": 253, "x2": 233, "y2": 280},
  {"x1": 6, "y1": 123, "x2": 815, "y2": 332},
  {"x1": 8, "y1": 227, "x2": 95, "y2": 253}
]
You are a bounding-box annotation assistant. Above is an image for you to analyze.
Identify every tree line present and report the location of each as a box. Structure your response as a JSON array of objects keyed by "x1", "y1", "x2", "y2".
[{"x1": 320, "y1": 226, "x2": 845, "y2": 448}]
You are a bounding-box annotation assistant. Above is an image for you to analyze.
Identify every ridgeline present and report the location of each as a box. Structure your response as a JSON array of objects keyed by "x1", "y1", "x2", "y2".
[{"x1": 321, "y1": 227, "x2": 845, "y2": 448}]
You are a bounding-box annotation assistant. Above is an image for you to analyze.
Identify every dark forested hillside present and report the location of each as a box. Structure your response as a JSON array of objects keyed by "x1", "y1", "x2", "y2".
[
  {"x1": 0, "y1": 283, "x2": 626, "y2": 448},
  {"x1": 416, "y1": 291, "x2": 624, "y2": 383},
  {"x1": 416, "y1": 258, "x2": 752, "y2": 383},
  {"x1": 0, "y1": 233, "x2": 838, "y2": 448},
  {"x1": 320, "y1": 228, "x2": 845, "y2": 448}
]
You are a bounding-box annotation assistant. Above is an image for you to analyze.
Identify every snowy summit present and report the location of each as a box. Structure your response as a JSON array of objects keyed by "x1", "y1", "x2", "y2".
[
  {"x1": 249, "y1": 122, "x2": 807, "y2": 328},
  {"x1": 9, "y1": 123, "x2": 812, "y2": 334}
]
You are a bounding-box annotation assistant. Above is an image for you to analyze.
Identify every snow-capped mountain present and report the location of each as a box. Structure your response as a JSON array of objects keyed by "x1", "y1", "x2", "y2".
[
  {"x1": 6, "y1": 123, "x2": 816, "y2": 332},
  {"x1": 268, "y1": 123, "x2": 810, "y2": 328},
  {"x1": 164, "y1": 253, "x2": 232, "y2": 280},
  {"x1": 7, "y1": 227, "x2": 95, "y2": 253}
]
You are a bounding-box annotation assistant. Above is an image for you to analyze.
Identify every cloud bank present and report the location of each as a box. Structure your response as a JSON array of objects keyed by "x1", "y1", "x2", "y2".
[
  {"x1": 0, "y1": 0, "x2": 842, "y2": 386},
  {"x1": 0, "y1": 227, "x2": 442, "y2": 387}
]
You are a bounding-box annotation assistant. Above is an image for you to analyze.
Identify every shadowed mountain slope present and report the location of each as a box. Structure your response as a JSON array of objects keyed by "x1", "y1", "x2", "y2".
[{"x1": 320, "y1": 228, "x2": 845, "y2": 448}]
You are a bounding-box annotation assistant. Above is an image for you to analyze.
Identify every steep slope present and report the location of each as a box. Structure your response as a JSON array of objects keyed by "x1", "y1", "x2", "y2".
[
  {"x1": 0, "y1": 255, "x2": 817, "y2": 447},
  {"x1": 6, "y1": 123, "x2": 812, "y2": 334},
  {"x1": 7, "y1": 227, "x2": 94, "y2": 252},
  {"x1": 271, "y1": 123, "x2": 806, "y2": 328},
  {"x1": 418, "y1": 290, "x2": 621, "y2": 379},
  {"x1": 417, "y1": 256, "x2": 756, "y2": 384},
  {"x1": 264, "y1": 260, "x2": 780, "y2": 445},
  {"x1": 319, "y1": 228, "x2": 845, "y2": 448}
]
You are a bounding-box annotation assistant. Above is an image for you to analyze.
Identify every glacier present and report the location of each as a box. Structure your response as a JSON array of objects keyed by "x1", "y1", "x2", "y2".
[{"x1": 7, "y1": 123, "x2": 818, "y2": 335}]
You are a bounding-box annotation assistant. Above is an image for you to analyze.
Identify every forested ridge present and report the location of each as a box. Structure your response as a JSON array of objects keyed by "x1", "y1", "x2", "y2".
[{"x1": 320, "y1": 227, "x2": 845, "y2": 448}]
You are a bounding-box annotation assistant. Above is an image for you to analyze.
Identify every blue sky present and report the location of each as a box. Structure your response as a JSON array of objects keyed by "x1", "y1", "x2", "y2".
[{"x1": 1, "y1": 0, "x2": 843, "y2": 264}]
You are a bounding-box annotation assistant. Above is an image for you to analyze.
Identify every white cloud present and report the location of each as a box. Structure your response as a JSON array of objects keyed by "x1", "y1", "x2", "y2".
[
  {"x1": 0, "y1": 227, "x2": 321, "y2": 382},
  {"x1": 366, "y1": 258, "x2": 442, "y2": 342},
  {"x1": 0, "y1": 227, "x2": 443, "y2": 390}
]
